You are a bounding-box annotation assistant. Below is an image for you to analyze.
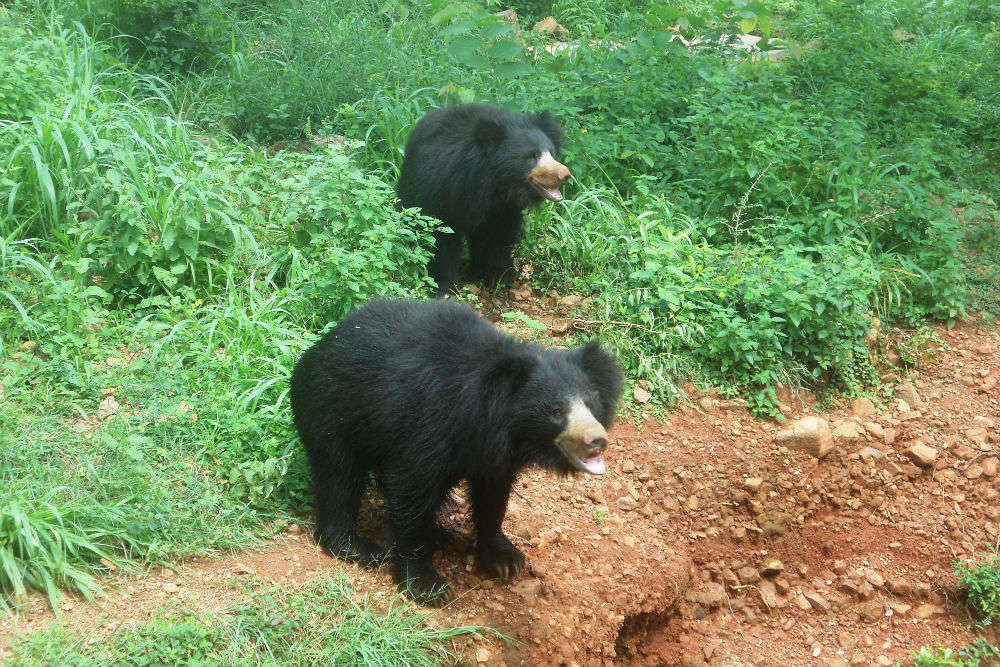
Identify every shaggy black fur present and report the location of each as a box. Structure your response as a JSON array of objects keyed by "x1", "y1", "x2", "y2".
[
  {"x1": 289, "y1": 298, "x2": 622, "y2": 603},
  {"x1": 396, "y1": 104, "x2": 567, "y2": 296}
]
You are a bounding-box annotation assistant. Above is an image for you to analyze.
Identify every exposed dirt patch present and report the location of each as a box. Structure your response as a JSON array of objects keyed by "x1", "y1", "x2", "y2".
[{"x1": 2, "y1": 286, "x2": 998, "y2": 666}]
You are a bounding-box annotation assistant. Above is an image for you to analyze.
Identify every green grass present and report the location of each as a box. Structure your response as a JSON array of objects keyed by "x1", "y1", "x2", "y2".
[{"x1": 7, "y1": 575, "x2": 484, "y2": 666}]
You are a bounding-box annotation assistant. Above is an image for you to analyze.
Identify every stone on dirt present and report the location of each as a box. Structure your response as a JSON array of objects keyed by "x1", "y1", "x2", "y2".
[
  {"x1": 905, "y1": 442, "x2": 939, "y2": 468},
  {"x1": 775, "y1": 416, "x2": 835, "y2": 458}
]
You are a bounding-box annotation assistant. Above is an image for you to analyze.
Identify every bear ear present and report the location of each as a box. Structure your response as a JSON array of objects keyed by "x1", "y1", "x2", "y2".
[
  {"x1": 532, "y1": 111, "x2": 564, "y2": 153},
  {"x1": 485, "y1": 350, "x2": 536, "y2": 393},
  {"x1": 474, "y1": 118, "x2": 506, "y2": 148},
  {"x1": 576, "y1": 339, "x2": 623, "y2": 418}
]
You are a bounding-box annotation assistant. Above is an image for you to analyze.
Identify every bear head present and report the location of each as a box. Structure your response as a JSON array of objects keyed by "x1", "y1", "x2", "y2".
[
  {"x1": 488, "y1": 339, "x2": 623, "y2": 475},
  {"x1": 473, "y1": 111, "x2": 572, "y2": 208}
]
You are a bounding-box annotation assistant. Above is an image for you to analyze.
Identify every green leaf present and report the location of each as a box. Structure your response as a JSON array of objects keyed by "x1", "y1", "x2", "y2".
[
  {"x1": 431, "y1": 5, "x2": 464, "y2": 25},
  {"x1": 494, "y1": 61, "x2": 532, "y2": 77},
  {"x1": 487, "y1": 38, "x2": 523, "y2": 60},
  {"x1": 152, "y1": 265, "x2": 178, "y2": 287},
  {"x1": 480, "y1": 22, "x2": 515, "y2": 40}
]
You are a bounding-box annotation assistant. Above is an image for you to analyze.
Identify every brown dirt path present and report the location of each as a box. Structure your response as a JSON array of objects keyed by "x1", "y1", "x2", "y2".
[{"x1": 2, "y1": 288, "x2": 998, "y2": 667}]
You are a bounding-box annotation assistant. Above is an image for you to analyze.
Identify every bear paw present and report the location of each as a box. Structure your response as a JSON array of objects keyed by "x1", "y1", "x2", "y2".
[
  {"x1": 394, "y1": 560, "x2": 454, "y2": 606},
  {"x1": 479, "y1": 536, "x2": 526, "y2": 581}
]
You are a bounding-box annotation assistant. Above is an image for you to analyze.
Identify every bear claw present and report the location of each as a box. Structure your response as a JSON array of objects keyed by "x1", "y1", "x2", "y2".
[{"x1": 480, "y1": 538, "x2": 526, "y2": 580}]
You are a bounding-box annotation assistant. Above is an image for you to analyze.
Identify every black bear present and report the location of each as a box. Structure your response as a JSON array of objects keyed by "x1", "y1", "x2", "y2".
[
  {"x1": 396, "y1": 104, "x2": 572, "y2": 297},
  {"x1": 289, "y1": 298, "x2": 622, "y2": 604}
]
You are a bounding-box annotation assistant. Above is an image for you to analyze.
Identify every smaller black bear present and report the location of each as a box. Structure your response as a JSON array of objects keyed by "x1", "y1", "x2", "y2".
[
  {"x1": 396, "y1": 104, "x2": 571, "y2": 297},
  {"x1": 290, "y1": 298, "x2": 622, "y2": 604}
]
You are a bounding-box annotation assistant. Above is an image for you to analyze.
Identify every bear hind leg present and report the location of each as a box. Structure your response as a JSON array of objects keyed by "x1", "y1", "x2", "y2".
[
  {"x1": 384, "y1": 491, "x2": 453, "y2": 605},
  {"x1": 427, "y1": 232, "x2": 463, "y2": 298},
  {"x1": 311, "y1": 450, "x2": 387, "y2": 568}
]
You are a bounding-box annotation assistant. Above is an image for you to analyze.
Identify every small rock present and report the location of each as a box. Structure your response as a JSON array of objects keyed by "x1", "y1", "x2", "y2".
[
  {"x1": 285, "y1": 523, "x2": 302, "y2": 535},
  {"x1": 850, "y1": 397, "x2": 876, "y2": 418},
  {"x1": 888, "y1": 601, "x2": 912, "y2": 616},
  {"x1": 861, "y1": 568, "x2": 884, "y2": 588},
  {"x1": 97, "y1": 395, "x2": 121, "y2": 420},
  {"x1": 559, "y1": 293, "x2": 583, "y2": 307},
  {"x1": 838, "y1": 632, "x2": 859, "y2": 649},
  {"x1": 966, "y1": 427, "x2": 989, "y2": 447},
  {"x1": 761, "y1": 558, "x2": 784, "y2": 578},
  {"x1": 737, "y1": 566, "x2": 761, "y2": 584},
  {"x1": 533, "y1": 16, "x2": 569, "y2": 40},
  {"x1": 833, "y1": 420, "x2": 865, "y2": 442},
  {"x1": 163, "y1": 582, "x2": 179, "y2": 594},
  {"x1": 972, "y1": 415, "x2": 996, "y2": 429},
  {"x1": 982, "y1": 458, "x2": 998, "y2": 477},
  {"x1": 616, "y1": 496, "x2": 638, "y2": 512},
  {"x1": 476, "y1": 647, "x2": 491, "y2": 663},
  {"x1": 775, "y1": 416, "x2": 835, "y2": 458},
  {"x1": 858, "y1": 601, "x2": 882, "y2": 622},
  {"x1": 804, "y1": 590, "x2": 831, "y2": 611},
  {"x1": 894, "y1": 382, "x2": 923, "y2": 408},
  {"x1": 793, "y1": 593, "x2": 813, "y2": 611},
  {"x1": 876, "y1": 656, "x2": 892, "y2": 666},
  {"x1": 743, "y1": 477, "x2": 764, "y2": 492},
  {"x1": 686, "y1": 582, "x2": 727, "y2": 608},
  {"x1": 915, "y1": 603, "x2": 945, "y2": 618},
  {"x1": 495, "y1": 8, "x2": 519, "y2": 27},
  {"x1": 633, "y1": 385, "x2": 651, "y2": 404},
  {"x1": 758, "y1": 580, "x2": 782, "y2": 609},
  {"x1": 709, "y1": 656, "x2": 743, "y2": 667},
  {"x1": 905, "y1": 442, "x2": 938, "y2": 468},
  {"x1": 511, "y1": 579, "x2": 542, "y2": 605}
]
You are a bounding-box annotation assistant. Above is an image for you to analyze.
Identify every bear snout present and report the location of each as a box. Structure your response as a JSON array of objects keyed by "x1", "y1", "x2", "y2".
[{"x1": 554, "y1": 399, "x2": 609, "y2": 475}]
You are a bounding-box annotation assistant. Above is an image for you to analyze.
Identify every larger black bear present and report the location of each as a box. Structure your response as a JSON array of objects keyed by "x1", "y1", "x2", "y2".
[
  {"x1": 290, "y1": 298, "x2": 622, "y2": 604},
  {"x1": 396, "y1": 104, "x2": 572, "y2": 297}
]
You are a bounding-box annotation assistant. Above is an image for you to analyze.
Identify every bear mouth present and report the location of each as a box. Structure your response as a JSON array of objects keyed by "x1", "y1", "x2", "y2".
[
  {"x1": 529, "y1": 178, "x2": 564, "y2": 203},
  {"x1": 555, "y1": 441, "x2": 607, "y2": 475}
]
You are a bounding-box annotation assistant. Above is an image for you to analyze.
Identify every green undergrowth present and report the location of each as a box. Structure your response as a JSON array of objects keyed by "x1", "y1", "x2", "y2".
[
  {"x1": 910, "y1": 640, "x2": 1000, "y2": 667},
  {"x1": 7, "y1": 575, "x2": 483, "y2": 666}
]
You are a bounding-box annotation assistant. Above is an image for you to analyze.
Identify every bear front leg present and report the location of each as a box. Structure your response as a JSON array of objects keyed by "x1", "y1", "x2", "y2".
[
  {"x1": 469, "y1": 475, "x2": 525, "y2": 580},
  {"x1": 468, "y1": 213, "x2": 523, "y2": 288}
]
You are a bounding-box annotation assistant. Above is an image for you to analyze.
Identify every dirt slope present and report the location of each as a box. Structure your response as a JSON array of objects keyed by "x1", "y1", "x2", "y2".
[{"x1": 2, "y1": 291, "x2": 998, "y2": 667}]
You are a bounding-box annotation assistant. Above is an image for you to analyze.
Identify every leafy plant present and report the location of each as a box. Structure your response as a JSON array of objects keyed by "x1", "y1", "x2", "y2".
[{"x1": 957, "y1": 554, "x2": 1000, "y2": 626}]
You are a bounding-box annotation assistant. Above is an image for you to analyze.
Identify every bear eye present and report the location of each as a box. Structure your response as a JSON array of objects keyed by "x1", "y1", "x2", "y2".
[
  {"x1": 526, "y1": 150, "x2": 540, "y2": 161},
  {"x1": 549, "y1": 404, "x2": 566, "y2": 418}
]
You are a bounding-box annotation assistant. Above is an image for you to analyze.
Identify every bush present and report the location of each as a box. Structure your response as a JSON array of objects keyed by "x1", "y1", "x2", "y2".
[{"x1": 259, "y1": 147, "x2": 438, "y2": 325}]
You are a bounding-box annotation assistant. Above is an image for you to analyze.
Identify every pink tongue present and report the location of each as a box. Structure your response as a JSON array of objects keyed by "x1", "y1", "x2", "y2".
[
  {"x1": 543, "y1": 187, "x2": 563, "y2": 202},
  {"x1": 581, "y1": 456, "x2": 606, "y2": 475}
]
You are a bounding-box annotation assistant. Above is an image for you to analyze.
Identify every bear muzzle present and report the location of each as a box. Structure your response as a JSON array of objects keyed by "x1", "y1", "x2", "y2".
[
  {"x1": 554, "y1": 398, "x2": 608, "y2": 475},
  {"x1": 527, "y1": 151, "x2": 572, "y2": 203}
]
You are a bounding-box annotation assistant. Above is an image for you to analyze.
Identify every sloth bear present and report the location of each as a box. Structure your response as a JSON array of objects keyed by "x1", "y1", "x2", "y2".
[
  {"x1": 396, "y1": 104, "x2": 572, "y2": 297},
  {"x1": 289, "y1": 298, "x2": 622, "y2": 604}
]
